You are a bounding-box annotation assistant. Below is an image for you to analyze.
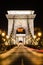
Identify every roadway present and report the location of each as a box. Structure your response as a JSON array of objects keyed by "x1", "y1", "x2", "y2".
[{"x1": 0, "y1": 45, "x2": 43, "y2": 65}]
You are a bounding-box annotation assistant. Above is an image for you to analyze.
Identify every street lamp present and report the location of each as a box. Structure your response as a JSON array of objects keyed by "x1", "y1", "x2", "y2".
[
  {"x1": 2, "y1": 32, "x2": 6, "y2": 37},
  {"x1": 38, "y1": 32, "x2": 42, "y2": 37},
  {"x1": 6, "y1": 35, "x2": 9, "y2": 39}
]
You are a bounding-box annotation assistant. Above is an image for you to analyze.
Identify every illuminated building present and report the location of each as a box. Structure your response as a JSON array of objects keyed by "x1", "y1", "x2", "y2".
[{"x1": 6, "y1": 10, "x2": 36, "y2": 45}]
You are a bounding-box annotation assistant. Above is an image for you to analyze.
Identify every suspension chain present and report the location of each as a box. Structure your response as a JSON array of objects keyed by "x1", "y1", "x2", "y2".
[{"x1": 26, "y1": 16, "x2": 38, "y2": 45}]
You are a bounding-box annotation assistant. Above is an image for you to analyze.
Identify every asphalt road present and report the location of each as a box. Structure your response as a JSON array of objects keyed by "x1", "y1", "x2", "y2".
[{"x1": 0, "y1": 45, "x2": 43, "y2": 65}]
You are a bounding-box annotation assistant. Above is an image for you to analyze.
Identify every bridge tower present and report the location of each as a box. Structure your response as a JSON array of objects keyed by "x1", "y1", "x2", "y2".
[{"x1": 6, "y1": 10, "x2": 36, "y2": 45}]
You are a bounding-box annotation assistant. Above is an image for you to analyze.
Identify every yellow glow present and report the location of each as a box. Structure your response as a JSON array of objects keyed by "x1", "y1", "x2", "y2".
[
  {"x1": 2, "y1": 32, "x2": 6, "y2": 37},
  {"x1": 33, "y1": 35, "x2": 36, "y2": 39},
  {"x1": 5, "y1": 41, "x2": 8, "y2": 45},
  {"x1": 3, "y1": 39, "x2": 6, "y2": 41},
  {"x1": 36, "y1": 38, "x2": 40, "y2": 41},
  {"x1": 6, "y1": 35, "x2": 9, "y2": 39},
  {"x1": 11, "y1": 38, "x2": 15, "y2": 41},
  {"x1": 38, "y1": 32, "x2": 42, "y2": 37},
  {"x1": 2, "y1": 38, "x2": 6, "y2": 41}
]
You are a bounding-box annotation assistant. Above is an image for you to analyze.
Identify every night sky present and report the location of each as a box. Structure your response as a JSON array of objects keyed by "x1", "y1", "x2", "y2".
[{"x1": 0, "y1": 0, "x2": 43, "y2": 33}]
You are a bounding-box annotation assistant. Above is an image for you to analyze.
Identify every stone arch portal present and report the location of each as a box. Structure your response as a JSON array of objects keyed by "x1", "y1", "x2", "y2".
[
  {"x1": 6, "y1": 10, "x2": 36, "y2": 45},
  {"x1": 16, "y1": 27, "x2": 26, "y2": 45}
]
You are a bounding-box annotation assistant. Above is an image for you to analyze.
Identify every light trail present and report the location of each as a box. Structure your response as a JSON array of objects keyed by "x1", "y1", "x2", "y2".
[{"x1": 0, "y1": 45, "x2": 43, "y2": 65}]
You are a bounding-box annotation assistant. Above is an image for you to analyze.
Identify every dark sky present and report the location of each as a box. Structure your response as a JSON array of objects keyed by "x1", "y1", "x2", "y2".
[{"x1": 0, "y1": 0, "x2": 43, "y2": 33}]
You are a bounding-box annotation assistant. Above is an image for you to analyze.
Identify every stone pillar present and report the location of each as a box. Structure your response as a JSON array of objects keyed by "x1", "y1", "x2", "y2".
[
  {"x1": 6, "y1": 15, "x2": 14, "y2": 37},
  {"x1": 28, "y1": 14, "x2": 36, "y2": 37},
  {"x1": 6, "y1": 10, "x2": 36, "y2": 45}
]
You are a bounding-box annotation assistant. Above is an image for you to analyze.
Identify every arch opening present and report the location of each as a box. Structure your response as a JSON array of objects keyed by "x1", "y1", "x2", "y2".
[{"x1": 16, "y1": 27, "x2": 26, "y2": 34}]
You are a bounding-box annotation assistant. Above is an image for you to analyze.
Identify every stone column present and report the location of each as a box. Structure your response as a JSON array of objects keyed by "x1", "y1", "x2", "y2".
[
  {"x1": 6, "y1": 15, "x2": 14, "y2": 36},
  {"x1": 28, "y1": 14, "x2": 36, "y2": 37}
]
